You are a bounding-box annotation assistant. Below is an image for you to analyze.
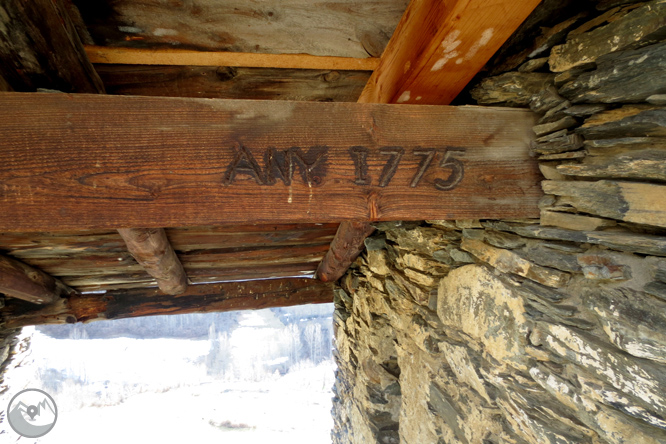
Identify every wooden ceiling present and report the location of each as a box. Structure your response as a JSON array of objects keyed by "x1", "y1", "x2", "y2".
[{"x1": 0, "y1": 0, "x2": 541, "y2": 327}]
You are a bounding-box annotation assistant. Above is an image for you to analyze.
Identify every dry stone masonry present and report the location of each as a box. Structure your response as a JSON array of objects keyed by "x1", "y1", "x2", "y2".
[{"x1": 332, "y1": 1, "x2": 666, "y2": 442}]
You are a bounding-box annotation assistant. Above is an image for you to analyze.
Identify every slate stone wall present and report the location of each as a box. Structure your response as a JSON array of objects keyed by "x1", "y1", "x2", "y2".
[{"x1": 332, "y1": 1, "x2": 666, "y2": 442}]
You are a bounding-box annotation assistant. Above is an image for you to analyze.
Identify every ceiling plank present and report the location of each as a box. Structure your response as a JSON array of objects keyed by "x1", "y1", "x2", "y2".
[
  {"x1": 316, "y1": 222, "x2": 375, "y2": 282},
  {"x1": 0, "y1": 255, "x2": 74, "y2": 305},
  {"x1": 117, "y1": 228, "x2": 188, "y2": 295},
  {"x1": 86, "y1": 46, "x2": 379, "y2": 71},
  {"x1": 358, "y1": 0, "x2": 541, "y2": 105},
  {"x1": 2, "y1": 278, "x2": 334, "y2": 328},
  {"x1": 0, "y1": 0, "x2": 104, "y2": 93},
  {"x1": 0, "y1": 92, "x2": 540, "y2": 231}
]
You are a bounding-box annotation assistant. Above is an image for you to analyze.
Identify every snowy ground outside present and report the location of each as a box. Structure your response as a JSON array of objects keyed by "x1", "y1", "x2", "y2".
[{"x1": 0, "y1": 307, "x2": 335, "y2": 443}]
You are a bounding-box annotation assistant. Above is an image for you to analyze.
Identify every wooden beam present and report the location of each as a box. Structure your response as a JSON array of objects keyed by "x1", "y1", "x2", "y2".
[
  {"x1": 0, "y1": 92, "x2": 540, "y2": 231},
  {"x1": 117, "y1": 228, "x2": 188, "y2": 295},
  {"x1": 85, "y1": 46, "x2": 379, "y2": 72},
  {"x1": 358, "y1": 0, "x2": 541, "y2": 105},
  {"x1": 316, "y1": 222, "x2": 376, "y2": 282},
  {"x1": 0, "y1": 255, "x2": 74, "y2": 305},
  {"x1": 0, "y1": 0, "x2": 104, "y2": 93},
  {"x1": 1, "y1": 278, "x2": 334, "y2": 328}
]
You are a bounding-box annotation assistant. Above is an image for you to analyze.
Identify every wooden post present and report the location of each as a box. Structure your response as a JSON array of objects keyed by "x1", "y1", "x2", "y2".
[
  {"x1": 1, "y1": 278, "x2": 334, "y2": 328},
  {"x1": 117, "y1": 228, "x2": 188, "y2": 294},
  {"x1": 0, "y1": 255, "x2": 73, "y2": 305}
]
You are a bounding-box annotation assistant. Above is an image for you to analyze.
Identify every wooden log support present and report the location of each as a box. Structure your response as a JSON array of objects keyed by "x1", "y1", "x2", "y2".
[
  {"x1": 0, "y1": 0, "x2": 104, "y2": 93},
  {"x1": 0, "y1": 93, "x2": 540, "y2": 231},
  {"x1": 0, "y1": 255, "x2": 74, "y2": 305},
  {"x1": 85, "y1": 46, "x2": 379, "y2": 71},
  {"x1": 316, "y1": 222, "x2": 376, "y2": 282},
  {"x1": 117, "y1": 228, "x2": 188, "y2": 295},
  {"x1": 358, "y1": 0, "x2": 541, "y2": 105},
  {"x1": 1, "y1": 278, "x2": 334, "y2": 328}
]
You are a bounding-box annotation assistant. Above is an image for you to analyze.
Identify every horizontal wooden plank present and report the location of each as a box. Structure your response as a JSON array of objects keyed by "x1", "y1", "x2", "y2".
[
  {"x1": 68, "y1": 262, "x2": 319, "y2": 292},
  {"x1": 73, "y1": 0, "x2": 407, "y2": 58},
  {"x1": 94, "y1": 65, "x2": 370, "y2": 102},
  {"x1": 2, "y1": 278, "x2": 334, "y2": 328},
  {"x1": 86, "y1": 46, "x2": 379, "y2": 71},
  {"x1": 0, "y1": 92, "x2": 541, "y2": 231}
]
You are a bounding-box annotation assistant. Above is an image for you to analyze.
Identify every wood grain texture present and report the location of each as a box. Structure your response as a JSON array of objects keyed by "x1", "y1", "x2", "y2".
[
  {"x1": 2, "y1": 278, "x2": 334, "y2": 328},
  {"x1": 0, "y1": 255, "x2": 73, "y2": 305},
  {"x1": 86, "y1": 46, "x2": 379, "y2": 71},
  {"x1": 317, "y1": 222, "x2": 375, "y2": 282},
  {"x1": 117, "y1": 228, "x2": 188, "y2": 294},
  {"x1": 95, "y1": 65, "x2": 370, "y2": 102},
  {"x1": 358, "y1": 0, "x2": 541, "y2": 105},
  {"x1": 0, "y1": 224, "x2": 336, "y2": 292},
  {"x1": 72, "y1": 0, "x2": 408, "y2": 58},
  {"x1": 0, "y1": 0, "x2": 104, "y2": 93},
  {"x1": 0, "y1": 92, "x2": 541, "y2": 231}
]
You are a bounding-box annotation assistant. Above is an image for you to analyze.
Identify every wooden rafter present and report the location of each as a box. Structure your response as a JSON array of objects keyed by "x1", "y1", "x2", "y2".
[
  {"x1": 85, "y1": 46, "x2": 379, "y2": 71},
  {"x1": 0, "y1": 0, "x2": 104, "y2": 93},
  {"x1": 2, "y1": 278, "x2": 334, "y2": 328},
  {"x1": 0, "y1": 92, "x2": 540, "y2": 232},
  {"x1": 316, "y1": 0, "x2": 542, "y2": 282},
  {"x1": 0, "y1": 255, "x2": 74, "y2": 305},
  {"x1": 359, "y1": 0, "x2": 541, "y2": 105},
  {"x1": 117, "y1": 228, "x2": 188, "y2": 295}
]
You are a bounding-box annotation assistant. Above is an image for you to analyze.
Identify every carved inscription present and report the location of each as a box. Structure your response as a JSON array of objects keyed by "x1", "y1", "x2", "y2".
[{"x1": 223, "y1": 145, "x2": 466, "y2": 190}]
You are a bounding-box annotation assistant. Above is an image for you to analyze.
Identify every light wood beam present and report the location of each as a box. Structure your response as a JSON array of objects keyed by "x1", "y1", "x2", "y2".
[
  {"x1": 0, "y1": 92, "x2": 540, "y2": 231},
  {"x1": 358, "y1": 0, "x2": 541, "y2": 105},
  {"x1": 316, "y1": 222, "x2": 376, "y2": 282},
  {"x1": 0, "y1": 255, "x2": 74, "y2": 305},
  {"x1": 85, "y1": 46, "x2": 379, "y2": 71},
  {"x1": 0, "y1": 0, "x2": 104, "y2": 92},
  {"x1": 1, "y1": 278, "x2": 334, "y2": 328},
  {"x1": 117, "y1": 228, "x2": 188, "y2": 295}
]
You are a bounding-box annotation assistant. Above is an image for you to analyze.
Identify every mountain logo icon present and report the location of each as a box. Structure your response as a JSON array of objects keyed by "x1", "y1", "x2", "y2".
[{"x1": 7, "y1": 388, "x2": 58, "y2": 438}]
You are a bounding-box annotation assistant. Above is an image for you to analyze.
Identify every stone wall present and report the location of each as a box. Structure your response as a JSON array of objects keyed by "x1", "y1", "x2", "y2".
[{"x1": 332, "y1": 1, "x2": 666, "y2": 443}]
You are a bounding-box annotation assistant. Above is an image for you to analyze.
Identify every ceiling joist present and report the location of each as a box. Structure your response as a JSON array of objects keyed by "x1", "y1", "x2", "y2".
[{"x1": 0, "y1": 254, "x2": 74, "y2": 305}]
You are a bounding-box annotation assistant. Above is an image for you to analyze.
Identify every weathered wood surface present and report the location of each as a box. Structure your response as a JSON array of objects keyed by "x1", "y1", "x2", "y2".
[
  {"x1": 542, "y1": 180, "x2": 666, "y2": 228},
  {"x1": 548, "y1": 0, "x2": 666, "y2": 72},
  {"x1": 72, "y1": 0, "x2": 407, "y2": 58},
  {"x1": 2, "y1": 278, "x2": 334, "y2": 328},
  {"x1": 95, "y1": 65, "x2": 370, "y2": 102},
  {"x1": 0, "y1": 224, "x2": 336, "y2": 291},
  {"x1": 0, "y1": 0, "x2": 104, "y2": 93},
  {"x1": 0, "y1": 93, "x2": 541, "y2": 231},
  {"x1": 0, "y1": 255, "x2": 73, "y2": 305},
  {"x1": 316, "y1": 222, "x2": 375, "y2": 282},
  {"x1": 86, "y1": 46, "x2": 379, "y2": 71},
  {"x1": 358, "y1": 0, "x2": 541, "y2": 105},
  {"x1": 117, "y1": 228, "x2": 188, "y2": 294}
]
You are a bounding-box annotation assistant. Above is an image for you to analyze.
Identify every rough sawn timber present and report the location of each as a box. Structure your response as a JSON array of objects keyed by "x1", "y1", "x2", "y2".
[
  {"x1": 0, "y1": 92, "x2": 541, "y2": 231},
  {"x1": 117, "y1": 228, "x2": 188, "y2": 294},
  {"x1": 1, "y1": 278, "x2": 334, "y2": 328}
]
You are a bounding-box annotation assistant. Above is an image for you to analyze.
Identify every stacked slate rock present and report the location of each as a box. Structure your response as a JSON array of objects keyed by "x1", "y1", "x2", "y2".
[{"x1": 333, "y1": 2, "x2": 666, "y2": 443}]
